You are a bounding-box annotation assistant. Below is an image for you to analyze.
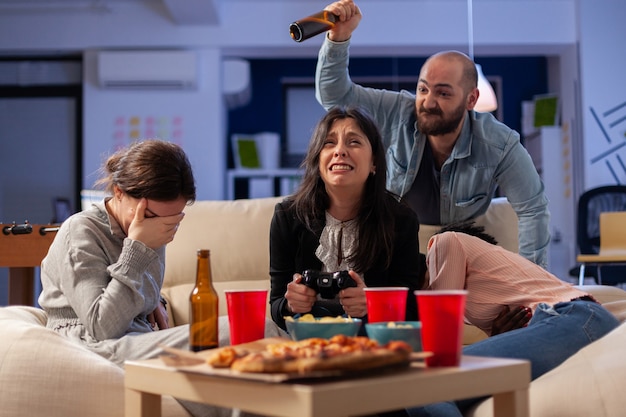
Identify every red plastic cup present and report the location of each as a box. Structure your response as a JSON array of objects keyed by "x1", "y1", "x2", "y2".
[
  {"x1": 415, "y1": 290, "x2": 467, "y2": 367},
  {"x1": 225, "y1": 289, "x2": 268, "y2": 345},
  {"x1": 363, "y1": 287, "x2": 409, "y2": 323}
]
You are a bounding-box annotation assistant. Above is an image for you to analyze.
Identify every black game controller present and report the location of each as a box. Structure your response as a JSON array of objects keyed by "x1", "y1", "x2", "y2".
[{"x1": 301, "y1": 269, "x2": 357, "y2": 299}]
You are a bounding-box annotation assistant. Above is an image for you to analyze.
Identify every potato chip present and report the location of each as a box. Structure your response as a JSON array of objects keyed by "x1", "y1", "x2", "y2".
[
  {"x1": 387, "y1": 322, "x2": 412, "y2": 328},
  {"x1": 284, "y1": 314, "x2": 351, "y2": 323}
]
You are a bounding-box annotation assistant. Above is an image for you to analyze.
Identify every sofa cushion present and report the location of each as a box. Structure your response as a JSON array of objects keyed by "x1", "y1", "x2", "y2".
[
  {"x1": 161, "y1": 280, "x2": 271, "y2": 326},
  {"x1": 163, "y1": 197, "x2": 281, "y2": 326},
  {"x1": 0, "y1": 306, "x2": 188, "y2": 417},
  {"x1": 578, "y1": 284, "x2": 626, "y2": 304},
  {"x1": 418, "y1": 197, "x2": 519, "y2": 255},
  {"x1": 162, "y1": 197, "x2": 519, "y2": 328},
  {"x1": 602, "y1": 300, "x2": 626, "y2": 322},
  {"x1": 164, "y1": 197, "x2": 282, "y2": 289},
  {"x1": 162, "y1": 196, "x2": 282, "y2": 326}
]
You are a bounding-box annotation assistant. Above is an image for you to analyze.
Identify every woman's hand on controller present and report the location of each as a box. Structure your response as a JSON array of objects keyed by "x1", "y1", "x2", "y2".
[
  {"x1": 285, "y1": 273, "x2": 317, "y2": 314},
  {"x1": 338, "y1": 271, "x2": 367, "y2": 317}
]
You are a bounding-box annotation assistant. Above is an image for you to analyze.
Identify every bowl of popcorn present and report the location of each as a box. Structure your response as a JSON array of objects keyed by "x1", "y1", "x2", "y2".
[
  {"x1": 285, "y1": 314, "x2": 362, "y2": 341},
  {"x1": 365, "y1": 321, "x2": 422, "y2": 351}
]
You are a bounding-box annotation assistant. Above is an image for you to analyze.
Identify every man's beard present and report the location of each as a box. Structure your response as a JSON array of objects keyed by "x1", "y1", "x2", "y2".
[{"x1": 416, "y1": 103, "x2": 466, "y2": 136}]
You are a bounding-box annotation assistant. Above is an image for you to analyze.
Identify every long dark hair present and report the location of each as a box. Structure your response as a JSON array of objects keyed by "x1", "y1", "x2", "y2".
[{"x1": 291, "y1": 106, "x2": 398, "y2": 271}]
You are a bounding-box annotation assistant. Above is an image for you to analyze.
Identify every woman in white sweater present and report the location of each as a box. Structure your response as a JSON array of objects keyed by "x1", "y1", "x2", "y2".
[{"x1": 39, "y1": 140, "x2": 282, "y2": 417}]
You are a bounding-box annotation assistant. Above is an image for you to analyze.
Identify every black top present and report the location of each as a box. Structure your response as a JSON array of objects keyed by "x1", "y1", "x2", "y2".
[
  {"x1": 403, "y1": 140, "x2": 441, "y2": 225},
  {"x1": 269, "y1": 194, "x2": 424, "y2": 330}
]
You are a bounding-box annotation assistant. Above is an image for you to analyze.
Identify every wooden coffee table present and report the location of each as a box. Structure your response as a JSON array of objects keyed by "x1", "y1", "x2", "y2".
[{"x1": 125, "y1": 354, "x2": 530, "y2": 417}]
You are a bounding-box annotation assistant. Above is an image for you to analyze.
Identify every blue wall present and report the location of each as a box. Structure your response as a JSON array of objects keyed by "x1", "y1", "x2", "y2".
[{"x1": 228, "y1": 56, "x2": 548, "y2": 169}]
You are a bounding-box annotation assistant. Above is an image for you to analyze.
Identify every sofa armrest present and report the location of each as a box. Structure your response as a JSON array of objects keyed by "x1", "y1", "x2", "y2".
[
  {"x1": 0, "y1": 306, "x2": 189, "y2": 417},
  {"x1": 575, "y1": 284, "x2": 626, "y2": 304}
]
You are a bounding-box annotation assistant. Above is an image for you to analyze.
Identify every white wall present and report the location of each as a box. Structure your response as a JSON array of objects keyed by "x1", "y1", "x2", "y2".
[
  {"x1": 542, "y1": 47, "x2": 578, "y2": 277},
  {"x1": 82, "y1": 48, "x2": 226, "y2": 200},
  {"x1": 579, "y1": 0, "x2": 626, "y2": 189}
]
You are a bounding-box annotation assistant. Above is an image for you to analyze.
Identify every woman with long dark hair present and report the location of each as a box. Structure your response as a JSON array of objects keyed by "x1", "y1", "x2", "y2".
[{"x1": 269, "y1": 106, "x2": 425, "y2": 330}]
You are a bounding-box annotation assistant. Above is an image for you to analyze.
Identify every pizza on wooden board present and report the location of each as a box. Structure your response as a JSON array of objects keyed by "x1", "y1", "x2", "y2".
[{"x1": 207, "y1": 334, "x2": 412, "y2": 374}]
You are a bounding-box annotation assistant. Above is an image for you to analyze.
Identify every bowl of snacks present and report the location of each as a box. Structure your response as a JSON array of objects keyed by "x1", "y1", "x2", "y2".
[
  {"x1": 365, "y1": 321, "x2": 422, "y2": 351},
  {"x1": 285, "y1": 314, "x2": 362, "y2": 341}
]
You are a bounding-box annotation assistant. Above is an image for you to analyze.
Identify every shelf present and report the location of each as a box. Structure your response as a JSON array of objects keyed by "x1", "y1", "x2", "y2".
[{"x1": 227, "y1": 169, "x2": 303, "y2": 200}]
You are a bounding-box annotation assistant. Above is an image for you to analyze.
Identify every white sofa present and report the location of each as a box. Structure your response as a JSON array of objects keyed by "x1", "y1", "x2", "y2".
[
  {"x1": 160, "y1": 196, "x2": 521, "y2": 329},
  {"x1": 2, "y1": 196, "x2": 626, "y2": 417}
]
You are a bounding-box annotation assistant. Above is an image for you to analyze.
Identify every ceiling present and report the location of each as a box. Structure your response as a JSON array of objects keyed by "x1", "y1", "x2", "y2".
[
  {"x1": 0, "y1": 0, "x2": 565, "y2": 17},
  {"x1": 0, "y1": 0, "x2": 219, "y2": 24},
  {"x1": 0, "y1": 0, "x2": 575, "y2": 58}
]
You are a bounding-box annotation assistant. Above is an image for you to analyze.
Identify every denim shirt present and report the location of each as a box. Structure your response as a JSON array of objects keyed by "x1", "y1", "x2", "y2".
[{"x1": 315, "y1": 37, "x2": 550, "y2": 268}]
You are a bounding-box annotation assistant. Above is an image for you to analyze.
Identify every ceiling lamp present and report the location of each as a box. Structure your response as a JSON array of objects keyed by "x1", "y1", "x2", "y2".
[{"x1": 467, "y1": 0, "x2": 498, "y2": 113}]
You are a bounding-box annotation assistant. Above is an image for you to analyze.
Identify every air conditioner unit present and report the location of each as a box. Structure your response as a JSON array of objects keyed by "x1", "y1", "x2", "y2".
[{"x1": 97, "y1": 50, "x2": 198, "y2": 90}]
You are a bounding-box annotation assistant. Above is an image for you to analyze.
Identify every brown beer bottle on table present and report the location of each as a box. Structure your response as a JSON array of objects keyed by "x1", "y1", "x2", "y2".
[
  {"x1": 189, "y1": 249, "x2": 219, "y2": 351},
  {"x1": 289, "y1": 10, "x2": 337, "y2": 43}
]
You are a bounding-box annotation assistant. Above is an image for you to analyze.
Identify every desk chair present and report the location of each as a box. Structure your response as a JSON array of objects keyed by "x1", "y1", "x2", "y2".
[
  {"x1": 570, "y1": 185, "x2": 626, "y2": 284},
  {"x1": 577, "y1": 211, "x2": 626, "y2": 285}
]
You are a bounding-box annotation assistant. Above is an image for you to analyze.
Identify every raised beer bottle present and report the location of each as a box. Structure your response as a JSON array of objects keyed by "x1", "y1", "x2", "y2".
[
  {"x1": 289, "y1": 10, "x2": 337, "y2": 43},
  {"x1": 189, "y1": 249, "x2": 219, "y2": 351}
]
